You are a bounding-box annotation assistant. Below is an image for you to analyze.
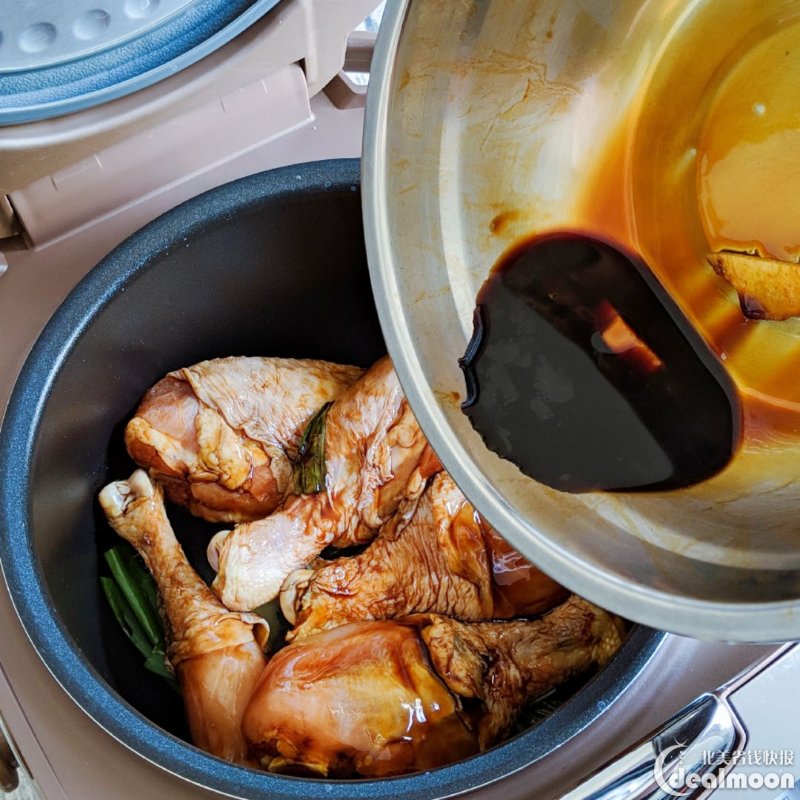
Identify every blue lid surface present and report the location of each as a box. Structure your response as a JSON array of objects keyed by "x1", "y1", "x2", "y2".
[{"x1": 0, "y1": 0, "x2": 284, "y2": 125}]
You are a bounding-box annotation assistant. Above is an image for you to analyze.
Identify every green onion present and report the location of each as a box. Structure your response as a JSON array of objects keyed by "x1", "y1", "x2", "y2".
[
  {"x1": 117, "y1": 544, "x2": 161, "y2": 634},
  {"x1": 294, "y1": 401, "x2": 332, "y2": 495},
  {"x1": 100, "y1": 576, "x2": 152, "y2": 660},
  {"x1": 104, "y1": 546, "x2": 163, "y2": 648},
  {"x1": 101, "y1": 543, "x2": 179, "y2": 694}
]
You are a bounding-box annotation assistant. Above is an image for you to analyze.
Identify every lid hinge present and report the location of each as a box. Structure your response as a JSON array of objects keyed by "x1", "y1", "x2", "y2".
[{"x1": 7, "y1": 63, "x2": 313, "y2": 248}]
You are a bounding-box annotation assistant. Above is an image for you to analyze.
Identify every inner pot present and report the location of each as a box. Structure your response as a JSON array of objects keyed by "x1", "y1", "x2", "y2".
[{"x1": 0, "y1": 159, "x2": 663, "y2": 799}]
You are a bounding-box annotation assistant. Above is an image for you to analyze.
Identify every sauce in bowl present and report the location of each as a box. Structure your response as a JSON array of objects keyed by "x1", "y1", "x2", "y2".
[
  {"x1": 460, "y1": 233, "x2": 740, "y2": 493},
  {"x1": 461, "y1": 0, "x2": 800, "y2": 497}
]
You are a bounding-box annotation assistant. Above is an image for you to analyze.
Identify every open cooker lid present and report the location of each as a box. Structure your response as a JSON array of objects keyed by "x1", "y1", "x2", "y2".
[{"x1": 0, "y1": 0, "x2": 284, "y2": 125}]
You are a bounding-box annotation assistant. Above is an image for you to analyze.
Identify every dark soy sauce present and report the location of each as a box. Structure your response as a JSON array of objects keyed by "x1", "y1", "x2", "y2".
[{"x1": 459, "y1": 233, "x2": 742, "y2": 493}]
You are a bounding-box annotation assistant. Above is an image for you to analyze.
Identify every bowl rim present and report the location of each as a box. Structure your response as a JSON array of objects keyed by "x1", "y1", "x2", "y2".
[{"x1": 0, "y1": 158, "x2": 665, "y2": 799}]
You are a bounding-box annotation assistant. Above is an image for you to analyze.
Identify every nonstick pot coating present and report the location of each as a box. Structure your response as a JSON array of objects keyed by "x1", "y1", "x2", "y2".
[{"x1": 0, "y1": 159, "x2": 664, "y2": 800}]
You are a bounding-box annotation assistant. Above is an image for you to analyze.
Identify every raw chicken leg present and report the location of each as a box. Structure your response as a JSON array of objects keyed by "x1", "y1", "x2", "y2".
[
  {"x1": 241, "y1": 620, "x2": 479, "y2": 777},
  {"x1": 99, "y1": 470, "x2": 269, "y2": 766},
  {"x1": 209, "y1": 357, "x2": 441, "y2": 610},
  {"x1": 415, "y1": 595, "x2": 626, "y2": 747},
  {"x1": 125, "y1": 357, "x2": 363, "y2": 523},
  {"x1": 281, "y1": 471, "x2": 568, "y2": 639},
  {"x1": 241, "y1": 596, "x2": 623, "y2": 777}
]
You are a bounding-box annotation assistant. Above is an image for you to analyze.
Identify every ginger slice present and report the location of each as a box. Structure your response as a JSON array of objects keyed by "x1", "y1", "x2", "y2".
[{"x1": 707, "y1": 251, "x2": 800, "y2": 321}]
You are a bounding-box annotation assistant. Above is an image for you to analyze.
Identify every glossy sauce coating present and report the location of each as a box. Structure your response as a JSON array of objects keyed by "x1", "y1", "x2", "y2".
[
  {"x1": 283, "y1": 471, "x2": 568, "y2": 641},
  {"x1": 241, "y1": 621, "x2": 478, "y2": 777},
  {"x1": 485, "y1": 526, "x2": 568, "y2": 617}
]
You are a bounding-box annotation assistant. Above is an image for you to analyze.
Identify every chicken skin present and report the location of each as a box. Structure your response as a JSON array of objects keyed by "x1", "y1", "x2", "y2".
[
  {"x1": 209, "y1": 357, "x2": 441, "y2": 611},
  {"x1": 242, "y1": 596, "x2": 624, "y2": 777},
  {"x1": 99, "y1": 470, "x2": 269, "y2": 766},
  {"x1": 125, "y1": 357, "x2": 363, "y2": 524},
  {"x1": 241, "y1": 621, "x2": 478, "y2": 777},
  {"x1": 281, "y1": 471, "x2": 568, "y2": 639},
  {"x1": 415, "y1": 596, "x2": 626, "y2": 748}
]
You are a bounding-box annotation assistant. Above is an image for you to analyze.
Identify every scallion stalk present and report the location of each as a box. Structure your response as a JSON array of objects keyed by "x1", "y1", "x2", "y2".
[
  {"x1": 104, "y1": 546, "x2": 162, "y2": 648},
  {"x1": 101, "y1": 543, "x2": 179, "y2": 694},
  {"x1": 294, "y1": 401, "x2": 332, "y2": 495}
]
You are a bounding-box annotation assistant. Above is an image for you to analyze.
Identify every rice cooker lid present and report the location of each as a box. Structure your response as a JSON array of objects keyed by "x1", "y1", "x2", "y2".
[{"x1": 0, "y1": 0, "x2": 284, "y2": 125}]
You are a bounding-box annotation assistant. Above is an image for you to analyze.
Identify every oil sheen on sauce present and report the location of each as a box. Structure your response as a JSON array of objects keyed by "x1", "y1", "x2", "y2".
[
  {"x1": 587, "y1": 2, "x2": 800, "y2": 440},
  {"x1": 458, "y1": 3, "x2": 800, "y2": 492},
  {"x1": 459, "y1": 233, "x2": 742, "y2": 494}
]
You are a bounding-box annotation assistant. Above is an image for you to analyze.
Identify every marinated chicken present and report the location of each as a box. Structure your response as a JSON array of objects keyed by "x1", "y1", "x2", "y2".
[
  {"x1": 125, "y1": 357, "x2": 363, "y2": 523},
  {"x1": 209, "y1": 357, "x2": 441, "y2": 611},
  {"x1": 281, "y1": 471, "x2": 568, "y2": 639},
  {"x1": 99, "y1": 470, "x2": 269, "y2": 766},
  {"x1": 100, "y1": 352, "x2": 630, "y2": 777},
  {"x1": 415, "y1": 596, "x2": 625, "y2": 748},
  {"x1": 242, "y1": 596, "x2": 623, "y2": 777},
  {"x1": 242, "y1": 620, "x2": 478, "y2": 777}
]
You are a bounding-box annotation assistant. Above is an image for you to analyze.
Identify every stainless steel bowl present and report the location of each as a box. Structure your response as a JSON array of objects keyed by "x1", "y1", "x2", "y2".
[{"x1": 363, "y1": 0, "x2": 800, "y2": 641}]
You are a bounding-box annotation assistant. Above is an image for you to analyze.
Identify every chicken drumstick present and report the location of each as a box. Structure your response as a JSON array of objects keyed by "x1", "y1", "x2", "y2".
[
  {"x1": 281, "y1": 471, "x2": 568, "y2": 640},
  {"x1": 242, "y1": 596, "x2": 624, "y2": 777},
  {"x1": 125, "y1": 357, "x2": 363, "y2": 523},
  {"x1": 209, "y1": 357, "x2": 441, "y2": 611},
  {"x1": 99, "y1": 469, "x2": 269, "y2": 766}
]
